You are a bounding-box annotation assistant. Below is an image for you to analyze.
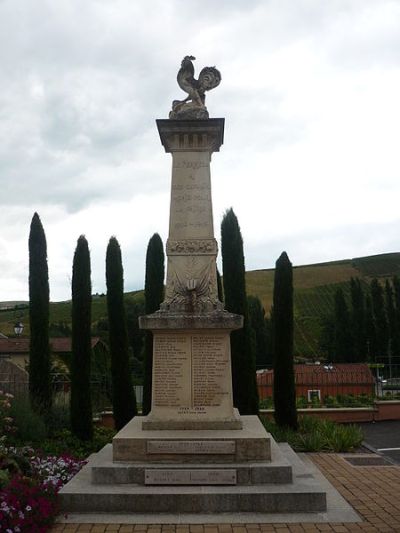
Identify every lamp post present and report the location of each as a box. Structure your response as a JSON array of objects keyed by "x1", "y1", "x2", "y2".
[{"x1": 14, "y1": 322, "x2": 24, "y2": 337}]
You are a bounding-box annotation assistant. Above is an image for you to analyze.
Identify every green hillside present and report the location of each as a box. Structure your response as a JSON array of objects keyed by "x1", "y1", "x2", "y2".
[
  {"x1": 2, "y1": 252, "x2": 400, "y2": 359},
  {"x1": 246, "y1": 252, "x2": 400, "y2": 359}
]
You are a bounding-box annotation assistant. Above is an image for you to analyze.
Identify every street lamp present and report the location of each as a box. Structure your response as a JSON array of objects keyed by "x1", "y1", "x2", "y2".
[{"x1": 14, "y1": 322, "x2": 24, "y2": 336}]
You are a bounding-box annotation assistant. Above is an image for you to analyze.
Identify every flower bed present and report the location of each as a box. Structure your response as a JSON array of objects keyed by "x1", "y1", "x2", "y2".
[{"x1": 0, "y1": 390, "x2": 88, "y2": 531}]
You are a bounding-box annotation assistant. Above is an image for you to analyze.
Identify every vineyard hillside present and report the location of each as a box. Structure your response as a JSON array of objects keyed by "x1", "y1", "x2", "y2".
[
  {"x1": 1, "y1": 252, "x2": 400, "y2": 359},
  {"x1": 246, "y1": 252, "x2": 400, "y2": 359}
]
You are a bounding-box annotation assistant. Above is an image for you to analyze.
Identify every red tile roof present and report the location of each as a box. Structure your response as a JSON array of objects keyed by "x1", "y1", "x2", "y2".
[
  {"x1": 257, "y1": 363, "x2": 375, "y2": 385},
  {"x1": 0, "y1": 337, "x2": 102, "y2": 354}
]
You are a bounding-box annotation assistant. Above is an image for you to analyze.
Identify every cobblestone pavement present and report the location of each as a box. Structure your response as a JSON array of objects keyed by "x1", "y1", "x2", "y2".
[{"x1": 52, "y1": 453, "x2": 400, "y2": 532}]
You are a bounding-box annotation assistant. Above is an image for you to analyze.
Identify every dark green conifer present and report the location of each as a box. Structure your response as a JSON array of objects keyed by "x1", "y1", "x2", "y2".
[
  {"x1": 248, "y1": 295, "x2": 272, "y2": 369},
  {"x1": 106, "y1": 237, "x2": 137, "y2": 430},
  {"x1": 28, "y1": 213, "x2": 52, "y2": 415},
  {"x1": 143, "y1": 233, "x2": 164, "y2": 416},
  {"x1": 221, "y1": 208, "x2": 258, "y2": 415},
  {"x1": 333, "y1": 288, "x2": 353, "y2": 362},
  {"x1": 370, "y1": 278, "x2": 389, "y2": 362},
  {"x1": 272, "y1": 252, "x2": 297, "y2": 430},
  {"x1": 365, "y1": 295, "x2": 378, "y2": 362},
  {"x1": 350, "y1": 278, "x2": 366, "y2": 362},
  {"x1": 385, "y1": 279, "x2": 400, "y2": 368},
  {"x1": 70, "y1": 236, "x2": 93, "y2": 441}
]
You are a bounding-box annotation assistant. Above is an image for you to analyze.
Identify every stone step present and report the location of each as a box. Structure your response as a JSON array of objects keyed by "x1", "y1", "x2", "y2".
[
  {"x1": 59, "y1": 440, "x2": 327, "y2": 514},
  {"x1": 61, "y1": 465, "x2": 326, "y2": 513},
  {"x1": 91, "y1": 444, "x2": 292, "y2": 485}
]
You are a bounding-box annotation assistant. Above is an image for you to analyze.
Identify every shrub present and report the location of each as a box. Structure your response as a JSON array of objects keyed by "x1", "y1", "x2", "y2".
[
  {"x1": 46, "y1": 404, "x2": 70, "y2": 434},
  {"x1": 259, "y1": 397, "x2": 273, "y2": 409},
  {"x1": 38, "y1": 426, "x2": 115, "y2": 459},
  {"x1": 261, "y1": 415, "x2": 363, "y2": 452},
  {"x1": 0, "y1": 390, "x2": 17, "y2": 445},
  {"x1": 296, "y1": 396, "x2": 308, "y2": 408},
  {"x1": 9, "y1": 397, "x2": 47, "y2": 444}
]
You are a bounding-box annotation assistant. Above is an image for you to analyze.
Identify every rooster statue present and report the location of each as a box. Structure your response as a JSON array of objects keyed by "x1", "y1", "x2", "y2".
[{"x1": 170, "y1": 56, "x2": 221, "y2": 119}]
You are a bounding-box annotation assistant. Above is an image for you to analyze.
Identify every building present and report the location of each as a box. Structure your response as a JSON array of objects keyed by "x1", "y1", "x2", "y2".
[
  {"x1": 257, "y1": 363, "x2": 375, "y2": 401},
  {"x1": 0, "y1": 337, "x2": 107, "y2": 371}
]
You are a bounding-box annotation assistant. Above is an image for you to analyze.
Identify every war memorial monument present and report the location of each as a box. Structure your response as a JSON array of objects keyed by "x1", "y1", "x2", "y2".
[{"x1": 60, "y1": 56, "x2": 329, "y2": 518}]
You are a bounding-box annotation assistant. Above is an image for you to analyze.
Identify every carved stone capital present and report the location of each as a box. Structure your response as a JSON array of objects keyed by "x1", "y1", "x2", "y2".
[
  {"x1": 156, "y1": 119, "x2": 224, "y2": 153},
  {"x1": 167, "y1": 239, "x2": 218, "y2": 256}
]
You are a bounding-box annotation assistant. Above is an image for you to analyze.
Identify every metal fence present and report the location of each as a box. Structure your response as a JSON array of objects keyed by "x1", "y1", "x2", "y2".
[{"x1": 0, "y1": 374, "x2": 143, "y2": 414}]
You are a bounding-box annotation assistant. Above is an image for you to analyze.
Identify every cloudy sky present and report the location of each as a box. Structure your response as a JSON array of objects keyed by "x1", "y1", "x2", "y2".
[{"x1": 1, "y1": 0, "x2": 399, "y2": 302}]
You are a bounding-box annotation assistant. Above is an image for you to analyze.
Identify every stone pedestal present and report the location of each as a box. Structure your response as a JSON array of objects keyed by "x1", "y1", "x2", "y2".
[{"x1": 139, "y1": 118, "x2": 243, "y2": 431}]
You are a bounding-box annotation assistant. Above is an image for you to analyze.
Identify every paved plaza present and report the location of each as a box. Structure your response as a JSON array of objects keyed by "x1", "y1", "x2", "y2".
[{"x1": 52, "y1": 452, "x2": 400, "y2": 532}]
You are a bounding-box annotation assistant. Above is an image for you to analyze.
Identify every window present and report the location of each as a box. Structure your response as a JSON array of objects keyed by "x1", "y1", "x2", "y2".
[{"x1": 307, "y1": 389, "x2": 321, "y2": 402}]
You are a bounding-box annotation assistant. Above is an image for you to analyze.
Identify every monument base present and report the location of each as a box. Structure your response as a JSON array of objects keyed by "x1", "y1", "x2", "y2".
[
  {"x1": 59, "y1": 418, "x2": 327, "y2": 514},
  {"x1": 113, "y1": 415, "x2": 270, "y2": 463}
]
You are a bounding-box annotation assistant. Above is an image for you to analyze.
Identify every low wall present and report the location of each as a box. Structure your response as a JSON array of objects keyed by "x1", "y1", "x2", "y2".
[
  {"x1": 375, "y1": 401, "x2": 400, "y2": 421},
  {"x1": 95, "y1": 401, "x2": 400, "y2": 429},
  {"x1": 260, "y1": 401, "x2": 400, "y2": 424}
]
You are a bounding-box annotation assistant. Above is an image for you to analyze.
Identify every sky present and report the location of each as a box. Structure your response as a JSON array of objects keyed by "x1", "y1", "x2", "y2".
[{"x1": 1, "y1": 0, "x2": 400, "y2": 302}]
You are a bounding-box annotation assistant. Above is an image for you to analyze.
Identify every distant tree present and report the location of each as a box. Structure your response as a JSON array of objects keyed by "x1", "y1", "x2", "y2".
[
  {"x1": 221, "y1": 208, "x2": 258, "y2": 415},
  {"x1": 370, "y1": 278, "x2": 389, "y2": 362},
  {"x1": 319, "y1": 314, "x2": 335, "y2": 361},
  {"x1": 333, "y1": 288, "x2": 353, "y2": 362},
  {"x1": 350, "y1": 278, "x2": 366, "y2": 362},
  {"x1": 28, "y1": 213, "x2": 52, "y2": 415},
  {"x1": 393, "y1": 275, "x2": 400, "y2": 359},
  {"x1": 106, "y1": 237, "x2": 137, "y2": 430},
  {"x1": 248, "y1": 295, "x2": 272, "y2": 369},
  {"x1": 365, "y1": 295, "x2": 378, "y2": 362},
  {"x1": 272, "y1": 252, "x2": 297, "y2": 429},
  {"x1": 385, "y1": 279, "x2": 400, "y2": 367},
  {"x1": 70, "y1": 236, "x2": 93, "y2": 441},
  {"x1": 125, "y1": 297, "x2": 146, "y2": 371},
  {"x1": 143, "y1": 234, "x2": 164, "y2": 416}
]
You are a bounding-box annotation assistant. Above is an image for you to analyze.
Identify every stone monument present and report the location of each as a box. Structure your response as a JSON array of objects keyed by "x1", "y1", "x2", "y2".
[
  {"x1": 139, "y1": 55, "x2": 242, "y2": 432},
  {"x1": 59, "y1": 57, "x2": 328, "y2": 516}
]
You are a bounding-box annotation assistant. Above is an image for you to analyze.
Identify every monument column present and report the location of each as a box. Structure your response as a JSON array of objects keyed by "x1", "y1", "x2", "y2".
[{"x1": 140, "y1": 57, "x2": 243, "y2": 430}]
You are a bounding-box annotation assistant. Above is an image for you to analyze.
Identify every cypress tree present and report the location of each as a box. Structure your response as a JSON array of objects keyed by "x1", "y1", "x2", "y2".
[
  {"x1": 70, "y1": 235, "x2": 93, "y2": 441},
  {"x1": 106, "y1": 237, "x2": 137, "y2": 430},
  {"x1": 28, "y1": 213, "x2": 51, "y2": 415},
  {"x1": 143, "y1": 233, "x2": 164, "y2": 416},
  {"x1": 248, "y1": 295, "x2": 272, "y2": 369},
  {"x1": 392, "y1": 276, "x2": 400, "y2": 360},
  {"x1": 365, "y1": 295, "x2": 378, "y2": 362},
  {"x1": 350, "y1": 278, "x2": 366, "y2": 362},
  {"x1": 221, "y1": 208, "x2": 258, "y2": 415},
  {"x1": 385, "y1": 279, "x2": 399, "y2": 371},
  {"x1": 370, "y1": 278, "x2": 389, "y2": 362},
  {"x1": 333, "y1": 288, "x2": 353, "y2": 362},
  {"x1": 273, "y1": 252, "x2": 297, "y2": 429}
]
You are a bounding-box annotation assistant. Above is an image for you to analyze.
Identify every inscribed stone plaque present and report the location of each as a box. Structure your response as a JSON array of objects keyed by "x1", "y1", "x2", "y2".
[
  {"x1": 169, "y1": 152, "x2": 214, "y2": 240},
  {"x1": 147, "y1": 440, "x2": 235, "y2": 454},
  {"x1": 145, "y1": 469, "x2": 237, "y2": 485},
  {"x1": 152, "y1": 335, "x2": 190, "y2": 407},
  {"x1": 192, "y1": 334, "x2": 230, "y2": 407}
]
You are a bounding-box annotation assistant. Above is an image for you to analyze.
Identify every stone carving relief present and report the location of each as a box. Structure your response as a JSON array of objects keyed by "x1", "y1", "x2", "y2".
[
  {"x1": 167, "y1": 239, "x2": 217, "y2": 255},
  {"x1": 162, "y1": 257, "x2": 222, "y2": 313}
]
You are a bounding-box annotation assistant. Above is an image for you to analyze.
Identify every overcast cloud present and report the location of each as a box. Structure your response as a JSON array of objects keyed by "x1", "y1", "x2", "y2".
[{"x1": 1, "y1": 0, "x2": 399, "y2": 302}]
